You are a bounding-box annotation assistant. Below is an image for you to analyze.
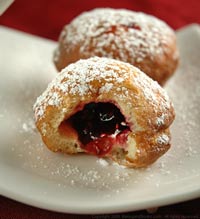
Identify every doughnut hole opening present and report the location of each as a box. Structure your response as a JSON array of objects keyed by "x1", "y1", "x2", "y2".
[{"x1": 59, "y1": 102, "x2": 131, "y2": 157}]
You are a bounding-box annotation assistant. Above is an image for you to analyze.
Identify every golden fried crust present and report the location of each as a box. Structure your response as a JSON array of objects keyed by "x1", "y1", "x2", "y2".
[
  {"x1": 54, "y1": 8, "x2": 179, "y2": 85},
  {"x1": 34, "y1": 57, "x2": 175, "y2": 167}
]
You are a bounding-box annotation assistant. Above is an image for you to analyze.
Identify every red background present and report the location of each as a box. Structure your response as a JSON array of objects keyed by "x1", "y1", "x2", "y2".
[
  {"x1": 1, "y1": 0, "x2": 200, "y2": 41},
  {"x1": 0, "y1": 0, "x2": 200, "y2": 218}
]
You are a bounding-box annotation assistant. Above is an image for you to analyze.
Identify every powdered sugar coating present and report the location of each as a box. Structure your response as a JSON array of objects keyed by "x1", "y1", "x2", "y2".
[
  {"x1": 34, "y1": 57, "x2": 129, "y2": 121},
  {"x1": 34, "y1": 57, "x2": 172, "y2": 125},
  {"x1": 157, "y1": 134, "x2": 170, "y2": 145},
  {"x1": 55, "y1": 8, "x2": 175, "y2": 64},
  {"x1": 156, "y1": 114, "x2": 166, "y2": 127}
]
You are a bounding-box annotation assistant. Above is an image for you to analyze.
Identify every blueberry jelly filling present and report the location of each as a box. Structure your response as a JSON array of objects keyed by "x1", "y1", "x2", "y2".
[{"x1": 65, "y1": 102, "x2": 130, "y2": 156}]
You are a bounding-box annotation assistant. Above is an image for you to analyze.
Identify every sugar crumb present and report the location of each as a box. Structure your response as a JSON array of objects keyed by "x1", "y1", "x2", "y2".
[{"x1": 96, "y1": 158, "x2": 109, "y2": 167}]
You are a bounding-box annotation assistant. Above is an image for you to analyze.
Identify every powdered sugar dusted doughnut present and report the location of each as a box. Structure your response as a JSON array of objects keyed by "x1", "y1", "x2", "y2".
[
  {"x1": 54, "y1": 8, "x2": 179, "y2": 85},
  {"x1": 34, "y1": 57, "x2": 175, "y2": 167}
]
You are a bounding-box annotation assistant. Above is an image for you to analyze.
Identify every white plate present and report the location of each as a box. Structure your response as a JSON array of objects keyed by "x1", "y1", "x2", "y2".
[{"x1": 0, "y1": 24, "x2": 200, "y2": 214}]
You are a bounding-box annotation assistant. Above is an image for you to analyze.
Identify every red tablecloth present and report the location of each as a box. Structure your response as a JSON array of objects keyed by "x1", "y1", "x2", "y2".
[
  {"x1": 0, "y1": 0, "x2": 200, "y2": 218},
  {"x1": 1, "y1": 0, "x2": 200, "y2": 41},
  {"x1": 0, "y1": 195, "x2": 200, "y2": 218}
]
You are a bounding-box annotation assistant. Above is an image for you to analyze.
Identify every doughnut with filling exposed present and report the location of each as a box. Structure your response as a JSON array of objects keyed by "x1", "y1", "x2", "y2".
[
  {"x1": 54, "y1": 8, "x2": 179, "y2": 85},
  {"x1": 34, "y1": 57, "x2": 175, "y2": 167}
]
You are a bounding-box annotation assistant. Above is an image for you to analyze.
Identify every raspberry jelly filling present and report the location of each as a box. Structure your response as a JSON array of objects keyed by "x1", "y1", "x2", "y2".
[
  {"x1": 65, "y1": 102, "x2": 130, "y2": 156},
  {"x1": 105, "y1": 23, "x2": 141, "y2": 34}
]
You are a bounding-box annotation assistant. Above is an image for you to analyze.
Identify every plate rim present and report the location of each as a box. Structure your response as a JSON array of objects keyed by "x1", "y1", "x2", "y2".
[
  {"x1": 1, "y1": 181, "x2": 200, "y2": 214},
  {"x1": 0, "y1": 24, "x2": 200, "y2": 214}
]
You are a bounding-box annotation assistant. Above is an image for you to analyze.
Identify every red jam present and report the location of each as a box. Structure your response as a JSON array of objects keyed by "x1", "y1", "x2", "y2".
[
  {"x1": 67, "y1": 102, "x2": 130, "y2": 156},
  {"x1": 105, "y1": 23, "x2": 141, "y2": 35},
  {"x1": 127, "y1": 23, "x2": 141, "y2": 30}
]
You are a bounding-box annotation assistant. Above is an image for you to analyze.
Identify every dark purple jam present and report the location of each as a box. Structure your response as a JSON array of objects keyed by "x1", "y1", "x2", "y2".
[{"x1": 67, "y1": 102, "x2": 130, "y2": 156}]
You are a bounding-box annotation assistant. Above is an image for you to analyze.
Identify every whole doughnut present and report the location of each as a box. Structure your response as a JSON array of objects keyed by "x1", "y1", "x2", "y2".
[
  {"x1": 34, "y1": 57, "x2": 175, "y2": 167},
  {"x1": 54, "y1": 8, "x2": 179, "y2": 85}
]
